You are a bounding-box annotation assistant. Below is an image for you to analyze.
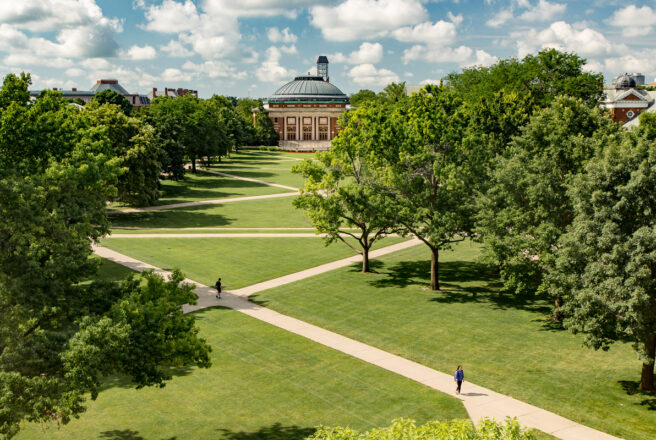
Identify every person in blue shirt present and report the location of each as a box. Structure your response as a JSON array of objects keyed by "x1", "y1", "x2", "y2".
[{"x1": 454, "y1": 365, "x2": 464, "y2": 395}]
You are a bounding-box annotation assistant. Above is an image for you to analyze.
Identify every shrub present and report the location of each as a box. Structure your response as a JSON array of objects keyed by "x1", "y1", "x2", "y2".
[{"x1": 308, "y1": 418, "x2": 537, "y2": 440}]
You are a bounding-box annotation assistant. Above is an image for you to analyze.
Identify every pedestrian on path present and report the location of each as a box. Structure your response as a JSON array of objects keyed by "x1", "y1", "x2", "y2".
[
  {"x1": 455, "y1": 365, "x2": 464, "y2": 395},
  {"x1": 215, "y1": 277, "x2": 222, "y2": 299}
]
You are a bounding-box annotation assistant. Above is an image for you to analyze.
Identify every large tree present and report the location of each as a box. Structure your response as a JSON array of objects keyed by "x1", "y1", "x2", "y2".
[
  {"x1": 292, "y1": 109, "x2": 398, "y2": 272},
  {"x1": 92, "y1": 89, "x2": 132, "y2": 115},
  {"x1": 371, "y1": 87, "x2": 476, "y2": 290},
  {"x1": 547, "y1": 136, "x2": 656, "y2": 391},
  {"x1": 476, "y1": 97, "x2": 619, "y2": 298},
  {"x1": 0, "y1": 73, "x2": 212, "y2": 439}
]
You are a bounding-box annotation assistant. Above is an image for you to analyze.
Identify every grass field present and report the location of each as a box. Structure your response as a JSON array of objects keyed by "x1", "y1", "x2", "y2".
[
  {"x1": 251, "y1": 241, "x2": 655, "y2": 440},
  {"x1": 99, "y1": 236, "x2": 407, "y2": 289},
  {"x1": 109, "y1": 195, "x2": 311, "y2": 230},
  {"x1": 207, "y1": 152, "x2": 309, "y2": 189},
  {"x1": 16, "y1": 307, "x2": 467, "y2": 440}
]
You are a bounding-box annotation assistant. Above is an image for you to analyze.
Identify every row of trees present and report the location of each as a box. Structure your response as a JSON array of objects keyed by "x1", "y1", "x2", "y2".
[{"x1": 294, "y1": 49, "x2": 656, "y2": 391}]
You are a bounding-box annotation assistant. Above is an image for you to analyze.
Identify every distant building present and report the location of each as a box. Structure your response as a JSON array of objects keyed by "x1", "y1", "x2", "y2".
[
  {"x1": 258, "y1": 56, "x2": 350, "y2": 151},
  {"x1": 30, "y1": 79, "x2": 152, "y2": 106},
  {"x1": 147, "y1": 87, "x2": 198, "y2": 101},
  {"x1": 603, "y1": 73, "x2": 656, "y2": 123}
]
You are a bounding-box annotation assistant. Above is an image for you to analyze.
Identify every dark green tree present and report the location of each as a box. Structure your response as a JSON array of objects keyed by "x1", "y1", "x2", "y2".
[
  {"x1": 548, "y1": 137, "x2": 656, "y2": 390},
  {"x1": 349, "y1": 89, "x2": 377, "y2": 107},
  {"x1": 92, "y1": 89, "x2": 132, "y2": 115}
]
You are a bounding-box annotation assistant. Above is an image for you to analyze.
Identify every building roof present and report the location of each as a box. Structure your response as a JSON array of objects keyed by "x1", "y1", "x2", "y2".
[
  {"x1": 268, "y1": 76, "x2": 348, "y2": 104},
  {"x1": 90, "y1": 79, "x2": 130, "y2": 95}
]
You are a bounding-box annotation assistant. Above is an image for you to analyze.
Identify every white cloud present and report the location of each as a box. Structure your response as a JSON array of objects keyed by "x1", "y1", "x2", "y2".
[
  {"x1": 160, "y1": 40, "x2": 194, "y2": 57},
  {"x1": 203, "y1": 0, "x2": 322, "y2": 19},
  {"x1": 141, "y1": 0, "x2": 200, "y2": 33},
  {"x1": 280, "y1": 44, "x2": 298, "y2": 54},
  {"x1": 65, "y1": 67, "x2": 86, "y2": 77},
  {"x1": 122, "y1": 45, "x2": 156, "y2": 60},
  {"x1": 518, "y1": 0, "x2": 566, "y2": 22},
  {"x1": 487, "y1": 0, "x2": 565, "y2": 28},
  {"x1": 80, "y1": 57, "x2": 112, "y2": 70},
  {"x1": 256, "y1": 46, "x2": 297, "y2": 83},
  {"x1": 348, "y1": 63, "x2": 399, "y2": 86},
  {"x1": 463, "y1": 50, "x2": 499, "y2": 67},
  {"x1": 402, "y1": 44, "x2": 473, "y2": 64},
  {"x1": 608, "y1": 5, "x2": 656, "y2": 37},
  {"x1": 161, "y1": 68, "x2": 193, "y2": 82},
  {"x1": 329, "y1": 42, "x2": 384, "y2": 64},
  {"x1": 391, "y1": 17, "x2": 460, "y2": 45},
  {"x1": 182, "y1": 60, "x2": 248, "y2": 79},
  {"x1": 267, "y1": 27, "x2": 297, "y2": 43},
  {"x1": 310, "y1": 0, "x2": 427, "y2": 41},
  {"x1": 487, "y1": 10, "x2": 513, "y2": 28},
  {"x1": 515, "y1": 21, "x2": 618, "y2": 58}
]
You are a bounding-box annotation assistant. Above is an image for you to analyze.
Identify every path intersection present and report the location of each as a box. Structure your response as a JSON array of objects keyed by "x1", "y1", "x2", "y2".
[{"x1": 99, "y1": 154, "x2": 624, "y2": 440}]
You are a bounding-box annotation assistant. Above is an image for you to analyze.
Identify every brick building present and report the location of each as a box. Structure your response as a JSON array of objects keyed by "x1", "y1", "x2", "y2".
[
  {"x1": 603, "y1": 73, "x2": 656, "y2": 123},
  {"x1": 258, "y1": 56, "x2": 350, "y2": 150}
]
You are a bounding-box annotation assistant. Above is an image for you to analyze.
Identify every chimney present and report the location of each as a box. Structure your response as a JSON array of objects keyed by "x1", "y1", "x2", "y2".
[
  {"x1": 177, "y1": 88, "x2": 184, "y2": 96},
  {"x1": 164, "y1": 88, "x2": 168, "y2": 97},
  {"x1": 152, "y1": 87, "x2": 157, "y2": 97},
  {"x1": 317, "y1": 55, "x2": 329, "y2": 83},
  {"x1": 72, "y1": 87, "x2": 77, "y2": 92}
]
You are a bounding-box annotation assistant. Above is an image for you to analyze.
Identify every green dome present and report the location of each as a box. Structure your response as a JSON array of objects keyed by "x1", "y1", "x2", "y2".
[{"x1": 268, "y1": 76, "x2": 349, "y2": 104}]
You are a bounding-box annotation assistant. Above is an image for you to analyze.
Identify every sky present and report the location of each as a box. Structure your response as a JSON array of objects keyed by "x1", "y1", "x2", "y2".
[{"x1": 2, "y1": 0, "x2": 656, "y2": 98}]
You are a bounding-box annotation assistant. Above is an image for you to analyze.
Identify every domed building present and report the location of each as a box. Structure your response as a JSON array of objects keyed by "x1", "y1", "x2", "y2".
[
  {"x1": 603, "y1": 72, "x2": 656, "y2": 123},
  {"x1": 260, "y1": 56, "x2": 351, "y2": 150}
]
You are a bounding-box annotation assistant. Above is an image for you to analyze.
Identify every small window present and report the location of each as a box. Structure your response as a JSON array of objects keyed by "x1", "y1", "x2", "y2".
[
  {"x1": 627, "y1": 110, "x2": 635, "y2": 118},
  {"x1": 274, "y1": 117, "x2": 278, "y2": 123}
]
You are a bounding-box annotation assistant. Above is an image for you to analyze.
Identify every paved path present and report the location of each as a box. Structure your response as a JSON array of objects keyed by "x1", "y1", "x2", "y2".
[
  {"x1": 108, "y1": 191, "x2": 298, "y2": 214},
  {"x1": 92, "y1": 241, "x2": 621, "y2": 440},
  {"x1": 200, "y1": 168, "x2": 299, "y2": 191}
]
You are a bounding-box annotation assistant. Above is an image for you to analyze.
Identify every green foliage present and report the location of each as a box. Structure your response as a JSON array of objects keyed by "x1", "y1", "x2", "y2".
[
  {"x1": 309, "y1": 417, "x2": 536, "y2": 440},
  {"x1": 547, "y1": 136, "x2": 656, "y2": 390},
  {"x1": 292, "y1": 110, "x2": 398, "y2": 272},
  {"x1": 255, "y1": 104, "x2": 280, "y2": 146},
  {"x1": 447, "y1": 48, "x2": 603, "y2": 109},
  {"x1": 0, "y1": 74, "x2": 211, "y2": 439},
  {"x1": 477, "y1": 96, "x2": 619, "y2": 296},
  {"x1": 349, "y1": 89, "x2": 377, "y2": 107},
  {"x1": 78, "y1": 102, "x2": 161, "y2": 206},
  {"x1": 369, "y1": 86, "x2": 476, "y2": 289},
  {"x1": 92, "y1": 89, "x2": 132, "y2": 115}
]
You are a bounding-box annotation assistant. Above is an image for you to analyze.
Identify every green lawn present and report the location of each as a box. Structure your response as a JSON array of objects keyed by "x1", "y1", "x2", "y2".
[
  {"x1": 108, "y1": 228, "x2": 317, "y2": 234},
  {"x1": 109, "y1": 196, "x2": 311, "y2": 230},
  {"x1": 99, "y1": 236, "x2": 407, "y2": 289},
  {"x1": 16, "y1": 307, "x2": 466, "y2": 440},
  {"x1": 110, "y1": 170, "x2": 290, "y2": 209},
  {"x1": 207, "y1": 152, "x2": 310, "y2": 189},
  {"x1": 251, "y1": 241, "x2": 655, "y2": 440}
]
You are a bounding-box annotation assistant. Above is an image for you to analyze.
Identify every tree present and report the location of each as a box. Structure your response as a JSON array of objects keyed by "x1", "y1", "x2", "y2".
[
  {"x1": 547, "y1": 137, "x2": 656, "y2": 391},
  {"x1": 476, "y1": 97, "x2": 619, "y2": 297},
  {"x1": 370, "y1": 87, "x2": 475, "y2": 290},
  {"x1": 92, "y1": 89, "x2": 132, "y2": 115},
  {"x1": 0, "y1": 73, "x2": 212, "y2": 438},
  {"x1": 349, "y1": 89, "x2": 377, "y2": 107},
  {"x1": 255, "y1": 104, "x2": 279, "y2": 145},
  {"x1": 448, "y1": 49, "x2": 603, "y2": 109},
  {"x1": 292, "y1": 110, "x2": 398, "y2": 272},
  {"x1": 378, "y1": 82, "x2": 407, "y2": 104},
  {"x1": 78, "y1": 102, "x2": 161, "y2": 206}
]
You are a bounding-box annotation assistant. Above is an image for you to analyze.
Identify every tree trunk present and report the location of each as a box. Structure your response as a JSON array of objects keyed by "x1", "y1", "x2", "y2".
[
  {"x1": 430, "y1": 247, "x2": 439, "y2": 290},
  {"x1": 191, "y1": 157, "x2": 197, "y2": 173},
  {"x1": 553, "y1": 296, "x2": 563, "y2": 322},
  {"x1": 640, "y1": 334, "x2": 656, "y2": 391},
  {"x1": 362, "y1": 246, "x2": 370, "y2": 273}
]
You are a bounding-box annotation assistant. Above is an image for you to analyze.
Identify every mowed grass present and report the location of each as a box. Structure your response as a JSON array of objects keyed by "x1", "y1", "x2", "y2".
[
  {"x1": 109, "y1": 170, "x2": 289, "y2": 209},
  {"x1": 99, "y1": 236, "x2": 407, "y2": 289},
  {"x1": 16, "y1": 307, "x2": 467, "y2": 440},
  {"x1": 109, "y1": 195, "x2": 310, "y2": 230},
  {"x1": 207, "y1": 152, "x2": 309, "y2": 189},
  {"x1": 252, "y1": 241, "x2": 655, "y2": 440}
]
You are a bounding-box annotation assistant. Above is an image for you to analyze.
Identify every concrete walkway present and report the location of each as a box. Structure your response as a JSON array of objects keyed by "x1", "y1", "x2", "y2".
[
  {"x1": 92, "y1": 241, "x2": 621, "y2": 440},
  {"x1": 108, "y1": 191, "x2": 298, "y2": 214},
  {"x1": 200, "y1": 168, "x2": 299, "y2": 191}
]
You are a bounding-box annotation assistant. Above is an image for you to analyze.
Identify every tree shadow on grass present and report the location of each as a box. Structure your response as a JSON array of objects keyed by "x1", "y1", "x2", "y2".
[
  {"x1": 110, "y1": 205, "x2": 234, "y2": 229},
  {"x1": 370, "y1": 259, "x2": 551, "y2": 313},
  {"x1": 98, "y1": 429, "x2": 176, "y2": 440},
  {"x1": 97, "y1": 366, "x2": 195, "y2": 393},
  {"x1": 216, "y1": 423, "x2": 315, "y2": 440},
  {"x1": 157, "y1": 174, "x2": 280, "y2": 206},
  {"x1": 619, "y1": 380, "x2": 656, "y2": 410}
]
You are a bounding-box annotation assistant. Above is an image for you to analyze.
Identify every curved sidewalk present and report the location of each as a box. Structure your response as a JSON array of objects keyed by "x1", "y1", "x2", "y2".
[
  {"x1": 92, "y1": 242, "x2": 622, "y2": 440},
  {"x1": 200, "y1": 168, "x2": 299, "y2": 191}
]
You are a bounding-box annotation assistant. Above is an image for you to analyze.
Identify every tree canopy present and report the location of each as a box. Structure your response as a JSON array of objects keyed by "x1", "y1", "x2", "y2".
[{"x1": 92, "y1": 89, "x2": 132, "y2": 115}]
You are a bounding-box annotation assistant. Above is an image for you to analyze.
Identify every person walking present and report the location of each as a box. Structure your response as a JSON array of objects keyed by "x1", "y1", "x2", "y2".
[
  {"x1": 454, "y1": 365, "x2": 464, "y2": 395},
  {"x1": 215, "y1": 277, "x2": 222, "y2": 299}
]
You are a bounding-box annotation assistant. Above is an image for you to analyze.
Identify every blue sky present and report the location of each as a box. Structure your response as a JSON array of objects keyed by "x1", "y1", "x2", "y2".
[{"x1": 1, "y1": 0, "x2": 655, "y2": 98}]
